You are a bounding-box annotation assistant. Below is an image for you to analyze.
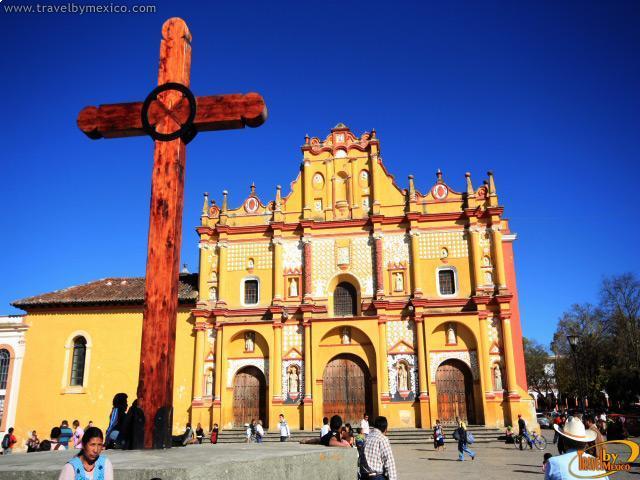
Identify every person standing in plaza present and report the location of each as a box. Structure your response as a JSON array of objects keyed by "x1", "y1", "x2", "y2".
[
  {"x1": 517, "y1": 414, "x2": 533, "y2": 450},
  {"x1": 58, "y1": 427, "x2": 114, "y2": 480},
  {"x1": 584, "y1": 415, "x2": 605, "y2": 458},
  {"x1": 255, "y1": 419, "x2": 265, "y2": 443},
  {"x1": 72, "y1": 420, "x2": 84, "y2": 449},
  {"x1": 433, "y1": 419, "x2": 445, "y2": 451},
  {"x1": 211, "y1": 423, "x2": 219, "y2": 444},
  {"x1": 59, "y1": 420, "x2": 73, "y2": 448},
  {"x1": 363, "y1": 416, "x2": 397, "y2": 480},
  {"x1": 105, "y1": 392, "x2": 128, "y2": 449},
  {"x1": 49, "y1": 427, "x2": 67, "y2": 451},
  {"x1": 278, "y1": 414, "x2": 291, "y2": 442},
  {"x1": 361, "y1": 413, "x2": 370, "y2": 437},
  {"x1": 455, "y1": 422, "x2": 475, "y2": 461},
  {"x1": 545, "y1": 417, "x2": 609, "y2": 480},
  {"x1": 245, "y1": 422, "x2": 253, "y2": 443},
  {"x1": 320, "y1": 416, "x2": 330, "y2": 438},
  {"x1": 552, "y1": 414, "x2": 563, "y2": 444},
  {"x1": 2, "y1": 427, "x2": 17, "y2": 454}
]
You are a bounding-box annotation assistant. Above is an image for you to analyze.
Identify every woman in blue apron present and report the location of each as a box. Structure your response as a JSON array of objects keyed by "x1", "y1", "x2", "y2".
[{"x1": 58, "y1": 427, "x2": 113, "y2": 480}]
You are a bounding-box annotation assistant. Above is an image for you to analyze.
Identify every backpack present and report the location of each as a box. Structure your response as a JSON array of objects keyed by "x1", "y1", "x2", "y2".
[
  {"x1": 467, "y1": 432, "x2": 475, "y2": 444},
  {"x1": 452, "y1": 429, "x2": 460, "y2": 441},
  {"x1": 357, "y1": 443, "x2": 375, "y2": 480},
  {"x1": 2, "y1": 434, "x2": 10, "y2": 449}
]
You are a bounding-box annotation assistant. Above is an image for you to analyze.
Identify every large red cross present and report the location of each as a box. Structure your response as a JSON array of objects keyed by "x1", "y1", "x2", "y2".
[{"x1": 77, "y1": 17, "x2": 267, "y2": 448}]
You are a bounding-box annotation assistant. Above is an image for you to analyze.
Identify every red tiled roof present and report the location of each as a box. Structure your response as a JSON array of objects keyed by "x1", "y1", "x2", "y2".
[{"x1": 12, "y1": 274, "x2": 199, "y2": 309}]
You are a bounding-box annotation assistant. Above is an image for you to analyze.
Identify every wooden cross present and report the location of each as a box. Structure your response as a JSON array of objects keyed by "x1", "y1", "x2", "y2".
[{"x1": 77, "y1": 17, "x2": 267, "y2": 449}]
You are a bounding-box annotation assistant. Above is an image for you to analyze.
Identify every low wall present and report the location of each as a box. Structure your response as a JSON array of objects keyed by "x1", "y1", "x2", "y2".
[{"x1": 0, "y1": 443, "x2": 358, "y2": 480}]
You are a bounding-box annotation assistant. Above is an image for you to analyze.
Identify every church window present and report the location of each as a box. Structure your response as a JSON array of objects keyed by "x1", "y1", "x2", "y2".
[
  {"x1": 0, "y1": 349, "x2": 10, "y2": 390},
  {"x1": 70, "y1": 337, "x2": 87, "y2": 386},
  {"x1": 334, "y1": 282, "x2": 357, "y2": 317},
  {"x1": 244, "y1": 279, "x2": 259, "y2": 305},
  {"x1": 437, "y1": 268, "x2": 456, "y2": 296}
]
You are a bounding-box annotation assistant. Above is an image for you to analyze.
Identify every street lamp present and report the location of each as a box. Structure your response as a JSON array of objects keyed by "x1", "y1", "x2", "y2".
[{"x1": 566, "y1": 334, "x2": 585, "y2": 414}]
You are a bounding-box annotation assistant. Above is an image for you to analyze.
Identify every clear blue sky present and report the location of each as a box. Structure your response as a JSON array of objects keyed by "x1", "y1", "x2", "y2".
[{"x1": 1, "y1": 1, "x2": 638, "y2": 349}]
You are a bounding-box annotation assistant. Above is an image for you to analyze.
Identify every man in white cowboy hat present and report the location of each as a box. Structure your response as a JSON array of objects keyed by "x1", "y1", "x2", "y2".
[{"x1": 545, "y1": 416, "x2": 609, "y2": 480}]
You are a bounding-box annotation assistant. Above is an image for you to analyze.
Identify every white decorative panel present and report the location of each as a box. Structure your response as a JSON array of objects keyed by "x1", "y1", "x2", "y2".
[
  {"x1": 350, "y1": 237, "x2": 374, "y2": 296},
  {"x1": 382, "y1": 234, "x2": 410, "y2": 266},
  {"x1": 386, "y1": 320, "x2": 416, "y2": 349},
  {"x1": 429, "y1": 351, "x2": 479, "y2": 382},
  {"x1": 312, "y1": 238, "x2": 335, "y2": 296},
  {"x1": 283, "y1": 324, "x2": 303, "y2": 354},
  {"x1": 228, "y1": 243, "x2": 272, "y2": 271},
  {"x1": 283, "y1": 240, "x2": 303, "y2": 271},
  {"x1": 227, "y1": 358, "x2": 269, "y2": 387},
  {"x1": 418, "y1": 230, "x2": 469, "y2": 259},
  {"x1": 311, "y1": 237, "x2": 374, "y2": 297}
]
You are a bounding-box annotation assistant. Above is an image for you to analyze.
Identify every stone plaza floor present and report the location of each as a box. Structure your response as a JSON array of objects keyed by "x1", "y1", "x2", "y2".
[
  {"x1": 394, "y1": 431, "x2": 639, "y2": 480},
  {"x1": 0, "y1": 431, "x2": 636, "y2": 479}
]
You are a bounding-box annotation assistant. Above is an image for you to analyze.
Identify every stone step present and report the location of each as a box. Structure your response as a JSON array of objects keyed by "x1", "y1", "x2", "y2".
[{"x1": 213, "y1": 426, "x2": 503, "y2": 444}]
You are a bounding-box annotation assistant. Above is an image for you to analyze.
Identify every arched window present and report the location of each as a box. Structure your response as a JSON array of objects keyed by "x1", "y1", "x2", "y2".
[
  {"x1": 0, "y1": 349, "x2": 9, "y2": 390},
  {"x1": 70, "y1": 337, "x2": 87, "y2": 386},
  {"x1": 334, "y1": 282, "x2": 357, "y2": 317}
]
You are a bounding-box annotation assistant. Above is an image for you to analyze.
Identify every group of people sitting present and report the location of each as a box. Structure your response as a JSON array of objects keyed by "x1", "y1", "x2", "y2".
[
  {"x1": 21, "y1": 419, "x2": 92, "y2": 453},
  {"x1": 302, "y1": 414, "x2": 397, "y2": 480},
  {"x1": 172, "y1": 422, "x2": 217, "y2": 446}
]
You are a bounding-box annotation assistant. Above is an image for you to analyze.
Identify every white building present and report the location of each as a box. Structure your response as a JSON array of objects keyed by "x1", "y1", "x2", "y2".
[{"x1": 0, "y1": 315, "x2": 28, "y2": 437}]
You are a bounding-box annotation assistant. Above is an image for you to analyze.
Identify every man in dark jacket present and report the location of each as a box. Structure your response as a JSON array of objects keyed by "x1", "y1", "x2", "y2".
[{"x1": 517, "y1": 414, "x2": 533, "y2": 450}]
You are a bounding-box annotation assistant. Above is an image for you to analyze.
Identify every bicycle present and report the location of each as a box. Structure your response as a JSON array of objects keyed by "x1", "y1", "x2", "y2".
[{"x1": 513, "y1": 431, "x2": 547, "y2": 451}]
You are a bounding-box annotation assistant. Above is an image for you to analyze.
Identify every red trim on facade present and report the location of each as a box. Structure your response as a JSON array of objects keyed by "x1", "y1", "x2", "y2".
[{"x1": 502, "y1": 237, "x2": 528, "y2": 391}]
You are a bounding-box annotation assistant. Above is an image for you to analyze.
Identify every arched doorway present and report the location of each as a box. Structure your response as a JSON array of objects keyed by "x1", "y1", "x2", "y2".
[
  {"x1": 334, "y1": 282, "x2": 357, "y2": 316},
  {"x1": 435, "y1": 359, "x2": 476, "y2": 425},
  {"x1": 232, "y1": 366, "x2": 267, "y2": 426},
  {"x1": 322, "y1": 354, "x2": 372, "y2": 425}
]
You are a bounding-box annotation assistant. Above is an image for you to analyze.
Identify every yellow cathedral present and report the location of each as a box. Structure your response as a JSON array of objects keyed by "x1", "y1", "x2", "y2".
[{"x1": 10, "y1": 124, "x2": 534, "y2": 441}]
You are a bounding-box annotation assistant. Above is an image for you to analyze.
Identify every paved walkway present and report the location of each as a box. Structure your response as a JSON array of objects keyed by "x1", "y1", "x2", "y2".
[{"x1": 394, "y1": 431, "x2": 638, "y2": 480}]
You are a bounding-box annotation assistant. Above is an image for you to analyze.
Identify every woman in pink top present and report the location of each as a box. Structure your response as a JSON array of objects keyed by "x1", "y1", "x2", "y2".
[{"x1": 72, "y1": 420, "x2": 85, "y2": 449}]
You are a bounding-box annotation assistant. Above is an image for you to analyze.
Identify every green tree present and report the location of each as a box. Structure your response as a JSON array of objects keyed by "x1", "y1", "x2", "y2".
[
  {"x1": 550, "y1": 303, "x2": 611, "y2": 403},
  {"x1": 523, "y1": 337, "x2": 554, "y2": 404}
]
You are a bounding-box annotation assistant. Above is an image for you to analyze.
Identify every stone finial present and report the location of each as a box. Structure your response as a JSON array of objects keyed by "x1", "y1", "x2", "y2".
[
  {"x1": 408, "y1": 174, "x2": 416, "y2": 201},
  {"x1": 304, "y1": 134, "x2": 310, "y2": 145},
  {"x1": 201, "y1": 192, "x2": 209, "y2": 216},
  {"x1": 221, "y1": 190, "x2": 228, "y2": 212},
  {"x1": 181, "y1": 263, "x2": 189, "y2": 274},
  {"x1": 371, "y1": 128, "x2": 377, "y2": 139},
  {"x1": 487, "y1": 170, "x2": 497, "y2": 195},
  {"x1": 465, "y1": 172, "x2": 474, "y2": 195},
  {"x1": 436, "y1": 168, "x2": 443, "y2": 183},
  {"x1": 275, "y1": 185, "x2": 282, "y2": 208},
  {"x1": 250, "y1": 182, "x2": 256, "y2": 195}
]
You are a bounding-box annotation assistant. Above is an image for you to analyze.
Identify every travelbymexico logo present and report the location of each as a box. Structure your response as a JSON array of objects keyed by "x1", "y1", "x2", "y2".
[{"x1": 569, "y1": 440, "x2": 639, "y2": 478}]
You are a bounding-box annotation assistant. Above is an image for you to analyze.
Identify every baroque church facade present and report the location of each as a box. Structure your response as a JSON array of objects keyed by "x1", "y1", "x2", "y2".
[{"x1": 12, "y1": 124, "x2": 533, "y2": 439}]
